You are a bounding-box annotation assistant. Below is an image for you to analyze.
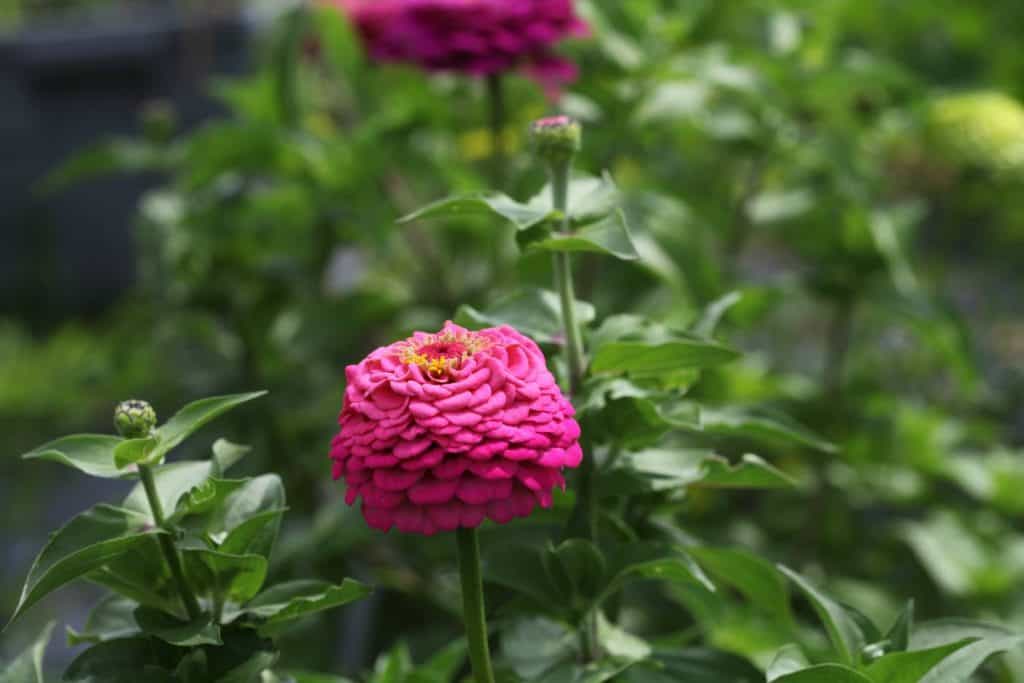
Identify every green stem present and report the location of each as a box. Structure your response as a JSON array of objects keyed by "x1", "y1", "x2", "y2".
[
  {"x1": 456, "y1": 528, "x2": 495, "y2": 683},
  {"x1": 549, "y1": 157, "x2": 599, "y2": 661},
  {"x1": 486, "y1": 74, "x2": 506, "y2": 190},
  {"x1": 139, "y1": 464, "x2": 202, "y2": 621}
]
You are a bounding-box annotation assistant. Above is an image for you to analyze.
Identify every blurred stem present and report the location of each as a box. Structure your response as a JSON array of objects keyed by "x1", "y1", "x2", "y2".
[
  {"x1": 456, "y1": 528, "x2": 495, "y2": 683},
  {"x1": 549, "y1": 156, "x2": 599, "y2": 661},
  {"x1": 487, "y1": 74, "x2": 506, "y2": 190},
  {"x1": 139, "y1": 463, "x2": 202, "y2": 620}
]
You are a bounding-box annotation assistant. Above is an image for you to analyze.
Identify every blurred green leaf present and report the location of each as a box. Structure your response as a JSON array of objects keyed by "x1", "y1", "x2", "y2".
[
  {"x1": 778, "y1": 566, "x2": 866, "y2": 666},
  {"x1": 766, "y1": 644, "x2": 809, "y2": 681},
  {"x1": 398, "y1": 194, "x2": 551, "y2": 230},
  {"x1": 134, "y1": 607, "x2": 221, "y2": 647},
  {"x1": 520, "y1": 210, "x2": 640, "y2": 261},
  {"x1": 690, "y1": 547, "x2": 791, "y2": 621},
  {"x1": 456, "y1": 288, "x2": 596, "y2": 344},
  {"x1": 918, "y1": 635, "x2": 1024, "y2": 683},
  {"x1": 238, "y1": 579, "x2": 371, "y2": 636},
  {"x1": 183, "y1": 549, "x2": 267, "y2": 605},
  {"x1": 698, "y1": 407, "x2": 837, "y2": 453},
  {"x1": 0, "y1": 621, "x2": 54, "y2": 683},
  {"x1": 66, "y1": 596, "x2": 140, "y2": 645},
  {"x1": 64, "y1": 637, "x2": 181, "y2": 683},
  {"x1": 623, "y1": 648, "x2": 763, "y2": 683}
]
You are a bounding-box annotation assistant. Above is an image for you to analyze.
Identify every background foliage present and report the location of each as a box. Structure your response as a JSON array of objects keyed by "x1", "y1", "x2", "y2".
[{"x1": 2, "y1": 0, "x2": 1024, "y2": 680}]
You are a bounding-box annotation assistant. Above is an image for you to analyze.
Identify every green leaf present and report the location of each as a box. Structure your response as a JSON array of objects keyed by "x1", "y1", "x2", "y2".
[
  {"x1": 693, "y1": 291, "x2": 744, "y2": 338},
  {"x1": 171, "y1": 478, "x2": 249, "y2": 522},
  {"x1": 543, "y1": 540, "x2": 607, "y2": 607},
  {"x1": 534, "y1": 660, "x2": 634, "y2": 683},
  {"x1": 777, "y1": 566, "x2": 866, "y2": 666},
  {"x1": 910, "y1": 619, "x2": 1015, "y2": 650},
  {"x1": 0, "y1": 621, "x2": 54, "y2": 683},
  {"x1": 151, "y1": 391, "x2": 267, "y2": 461},
  {"x1": 183, "y1": 550, "x2": 268, "y2": 605},
  {"x1": 276, "y1": 673, "x2": 354, "y2": 683},
  {"x1": 772, "y1": 664, "x2": 872, "y2": 682},
  {"x1": 312, "y1": 4, "x2": 362, "y2": 74},
  {"x1": 690, "y1": 547, "x2": 791, "y2": 621},
  {"x1": 398, "y1": 194, "x2": 551, "y2": 230},
  {"x1": 592, "y1": 338, "x2": 739, "y2": 376},
  {"x1": 63, "y1": 638, "x2": 181, "y2": 683},
  {"x1": 133, "y1": 607, "x2": 221, "y2": 647},
  {"x1": 697, "y1": 454, "x2": 797, "y2": 489},
  {"x1": 86, "y1": 539, "x2": 181, "y2": 615},
  {"x1": 123, "y1": 462, "x2": 222, "y2": 523},
  {"x1": 599, "y1": 543, "x2": 715, "y2": 606},
  {"x1": 113, "y1": 437, "x2": 158, "y2": 470},
  {"x1": 66, "y1": 596, "x2": 140, "y2": 645},
  {"x1": 622, "y1": 648, "x2": 762, "y2": 683},
  {"x1": 484, "y1": 545, "x2": 564, "y2": 609},
  {"x1": 242, "y1": 579, "x2": 372, "y2": 636},
  {"x1": 884, "y1": 601, "x2": 914, "y2": 653},
  {"x1": 502, "y1": 618, "x2": 576, "y2": 679},
  {"x1": 866, "y1": 640, "x2": 974, "y2": 683},
  {"x1": 521, "y1": 210, "x2": 640, "y2": 261},
  {"x1": 40, "y1": 139, "x2": 167, "y2": 194},
  {"x1": 614, "y1": 449, "x2": 794, "y2": 492},
  {"x1": 219, "y1": 509, "x2": 288, "y2": 559},
  {"x1": 580, "y1": 380, "x2": 696, "y2": 451},
  {"x1": 20, "y1": 435, "x2": 126, "y2": 479},
  {"x1": 455, "y1": 288, "x2": 596, "y2": 345},
  {"x1": 917, "y1": 635, "x2": 1024, "y2": 683},
  {"x1": 766, "y1": 644, "x2": 809, "y2": 681},
  {"x1": 216, "y1": 651, "x2": 278, "y2": 683},
  {"x1": 527, "y1": 173, "x2": 622, "y2": 227},
  {"x1": 597, "y1": 614, "x2": 652, "y2": 661},
  {"x1": 407, "y1": 639, "x2": 466, "y2": 683},
  {"x1": 699, "y1": 407, "x2": 837, "y2": 453},
  {"x1": 211, "y1": 439, "x2": 253, "y2": 475},
  {"x1": 6, "y1": 505, "x2": 161, "y2": 628}
]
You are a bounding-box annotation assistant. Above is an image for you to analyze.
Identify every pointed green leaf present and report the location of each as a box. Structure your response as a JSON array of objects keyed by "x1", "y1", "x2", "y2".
[
  {"x1": 455, "y1": 288, "x2": 595, "y2": 345},
  {"x1": 918, "y1": 635, "x2": 1024, "y2": 683},
  {"x1": 910, "y1": 619, "x2": 1015, "y2": 650},
  {"x1": 243, "y1": 579, "x2": 372, "y2": 636},
  {"x1": 766, "y1": 644, "x2": 809, "y2": 681},
  {"x1": 599, "y1": 543, "x2": 714, "y2": 607},
  {"x1": 699, "y1": 407, "x2": 836, "y2": 453},
  {"x1": 113, "y1": 437, "x2": 158, "y2": 470},
  {"x1": 66, "y1": 596, "x2": 140, "y2": 645},
  {"x1": 697, "y1": 454, "x2": 797, "y2": 489},
  {"x1": 63, "y1": 637, "x2": 181, "y2": 683},
  {"x1": 151, "y1": 391, "x2": 267, "y2": 460},
  {"x1": 884, "y1": 601, "x2": 914, "y2": 653},
  {"x1": 777, "y1": 566, "x2": 866, "y2": 666},
  {"x1": 0, "y1": 621, "x2": 54, "y2": 683},
  {"x1": 123, "y1": 462, "x2": 221, "y2": 523},
  {"x1": 690, "y1": 547, "x2": 791, "y2": 621},
  {"x1": 772, "y1": 665, "x2": 872, "y2": 682},
  {"x1": 183, "y1": 549, "x2": 268, "y2": 605},
  {"x1": 866, "y1": 639, "x2": 974, "y2": 683},
  {"x1": 622, "y1": 648, "x2": 762, "y2": 683},
  {"x1": 522, "y1": 210, "x2": 640, "y2": 261},
  {"x1": 134, "y1": 607, "x2": 222, "y2": 647},
  {"x1": 6, "y1": 505, "x2": 161, "y2": 628},
  {"x1": 21, "y1": 435, "x2": 125, "y2": 479},
  {"x1": 211, "y1": 439, "x2": 252, "y2": 475},
  {"x1": 398, "y1": 194, "x2": 551, "y2": 229},
  {"x1": 592, "y1": 338, "x2": 739, "y2": 376},
  {"x1": 527, "y1": 173, "x2": 622, "y2": 227}
]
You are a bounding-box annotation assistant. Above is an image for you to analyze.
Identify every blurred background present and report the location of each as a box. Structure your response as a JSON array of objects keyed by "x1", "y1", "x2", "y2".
[{"x1": 2, "y1": 0, "x2": 1024, "y2": 678}]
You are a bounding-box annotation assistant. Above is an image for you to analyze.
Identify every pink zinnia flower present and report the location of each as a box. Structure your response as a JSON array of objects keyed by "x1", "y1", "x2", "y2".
[
  {"x1": 330, "y1": 322, "x2": 583, "y2": 535},
  {"x1": 332, "y1": 0, "x2": 589, "y2": 98}
]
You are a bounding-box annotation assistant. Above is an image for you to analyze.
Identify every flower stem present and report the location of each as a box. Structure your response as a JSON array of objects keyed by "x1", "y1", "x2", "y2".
[
  {"x1": 548, "y1": 157, "x2": 600, "y2": 661},
  {"x1": 486, "y1": 74, "x2": 506, "y2": 190},
  {"x1": 456, "y1": 527, "x2": 495, "y2": 683},
  {"x1": 138, "y1": 463, "x2": 202, "y2": 621}
]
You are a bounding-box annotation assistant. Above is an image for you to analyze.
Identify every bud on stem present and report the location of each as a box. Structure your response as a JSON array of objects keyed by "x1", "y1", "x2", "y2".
[{"x1": 114, "y1": 400, "x2": 157, "y2": 439}]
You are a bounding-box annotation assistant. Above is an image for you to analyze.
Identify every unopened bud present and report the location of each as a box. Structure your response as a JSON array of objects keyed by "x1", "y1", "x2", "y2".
[
  {"x1": 530, "y1": 115, "x2": 582, "y2": 166},
  {"x1": 114, "y1": 400, "x2": 157, "y2": 439}
]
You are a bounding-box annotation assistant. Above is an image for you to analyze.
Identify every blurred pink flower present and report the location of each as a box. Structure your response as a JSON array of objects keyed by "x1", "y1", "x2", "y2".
[
  {"x1": 333, "y1": 0, "x2": 589, "y2": 97},
  {"x1": 330, "y1": 322, "x2": 583, "y2": 535}
]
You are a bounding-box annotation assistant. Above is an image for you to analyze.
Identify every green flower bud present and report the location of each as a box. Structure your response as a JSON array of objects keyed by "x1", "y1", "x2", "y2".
[
  {"x1": 114, "y1": 400, "x2": 157, "y2": 439},
  {"x1": 530, "y1": 115, "x2": 582, "y2": 167}
]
